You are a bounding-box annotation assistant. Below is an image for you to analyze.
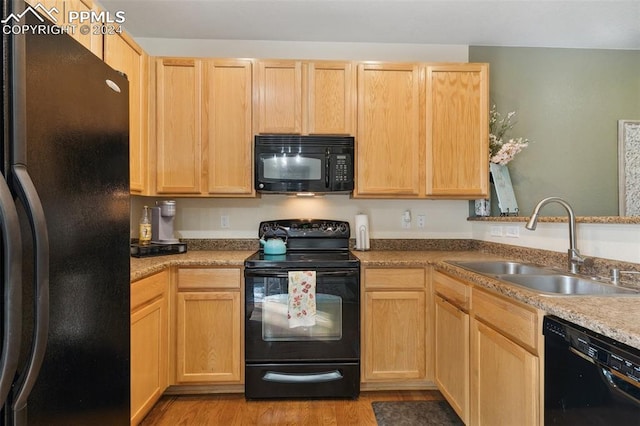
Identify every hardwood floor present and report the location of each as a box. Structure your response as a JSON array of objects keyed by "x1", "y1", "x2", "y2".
[{"x1": 140, "y1": 390, "x2": 444, "y2": 425}]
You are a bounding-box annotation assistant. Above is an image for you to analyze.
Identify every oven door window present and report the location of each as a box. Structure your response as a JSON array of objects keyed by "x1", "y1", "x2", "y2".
[
  {"x1": 261, "y1": 291, "x2": 342, "y2": 341},
  {"x1": 261, "y1": 154, "x2": 322, "y2": 181}
]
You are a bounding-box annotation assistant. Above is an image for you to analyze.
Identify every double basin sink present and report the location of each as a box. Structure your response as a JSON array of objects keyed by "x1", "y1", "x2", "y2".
[{"x1": 449, "y1": 260, "x2": 639, "y2": 296}]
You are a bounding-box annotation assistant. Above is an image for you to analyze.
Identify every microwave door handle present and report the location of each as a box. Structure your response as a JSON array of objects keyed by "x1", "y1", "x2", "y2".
[{"x1": 325, "y1": 149, "x2": 331, "y2": 188}]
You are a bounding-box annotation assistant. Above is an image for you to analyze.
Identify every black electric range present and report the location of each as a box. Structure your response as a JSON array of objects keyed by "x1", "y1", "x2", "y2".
[{"x1": 244, "y1": 219, "x2": 361, "y2": 399}]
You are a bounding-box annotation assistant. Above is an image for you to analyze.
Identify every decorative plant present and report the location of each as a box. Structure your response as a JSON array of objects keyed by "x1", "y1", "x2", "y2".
[{"x1": 489, "y1": 104, "x2": 530, "y2": 165}]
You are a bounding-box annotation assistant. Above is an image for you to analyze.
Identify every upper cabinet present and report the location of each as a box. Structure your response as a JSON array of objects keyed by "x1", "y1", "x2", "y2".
[
  {"x1": 103, "y1": 32, "x2": 149, "y2": 194},
  {"x1": 355, "y1": 62, "x2": 489, "y2": 199},
  {"x1": 28, "y1": 0, "x2": 104, "y2": 58},
  {"x1": 355, "y1": 62, "x2": 422, "y2": 197},
  {"x1": 426, "y1": 63, "x2": 489, "y2": 198},
  {"x1": 153, "y1": 57, "x2": 254, "y2": 197},
  {"x1": 202, "y1": 59, "x2": 253, "y2": 195},
  {"x1": 148, "y1": 56, "x2": 487, "y2": 199},
  {"x1": 155, "y1": 58, "x2": 202, "y2": 194},
  {"x1": 255, "y1": 60, "x2": 355, "y2": 135}
]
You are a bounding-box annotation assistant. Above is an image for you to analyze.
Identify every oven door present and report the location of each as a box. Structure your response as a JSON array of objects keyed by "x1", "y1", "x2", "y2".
[{"x1": 244, "y1": 268, "x2": 360, "y2": 362}]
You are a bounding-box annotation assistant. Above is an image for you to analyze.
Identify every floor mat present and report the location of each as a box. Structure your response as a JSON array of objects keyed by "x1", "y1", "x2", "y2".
[{"x1": 372, "y1": 400, "x2": 464, "y2": 426}]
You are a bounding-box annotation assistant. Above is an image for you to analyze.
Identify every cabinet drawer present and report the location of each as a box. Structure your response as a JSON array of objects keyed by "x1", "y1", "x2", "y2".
[
  {"x1": 433, "y1": 270, "x2": 470, "y2": 311},
  {"x1": 472, "y1": 288, "x2": 538, "y2": 352},
  {"x1": 178, "y1": 267, "x2": 241, "y2": 290},
  {"x1": 364, "y1": 268, "x2": 425, "y2": 290},
  {"x1": 131, "y1": 269, "x2": 169, "y2": 311}
]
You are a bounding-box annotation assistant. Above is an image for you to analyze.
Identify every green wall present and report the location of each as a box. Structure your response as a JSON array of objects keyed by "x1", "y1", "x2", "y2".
[{"x1": 469, "y1": 47, "x2": 640, "y2": 216}]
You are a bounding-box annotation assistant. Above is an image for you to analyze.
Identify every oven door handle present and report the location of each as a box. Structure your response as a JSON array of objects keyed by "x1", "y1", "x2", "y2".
[
  {"x1": 245, "y1": 270, "x2": 359, "y2": 278},
  {"x1": 263, "y1": 370, "x2": 343, "y2": 384}
]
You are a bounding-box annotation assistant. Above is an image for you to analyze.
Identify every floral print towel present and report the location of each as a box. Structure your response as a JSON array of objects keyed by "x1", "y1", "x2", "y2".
[{"x1": 288, "y1": 271, "x2": 316, "y2": 328}]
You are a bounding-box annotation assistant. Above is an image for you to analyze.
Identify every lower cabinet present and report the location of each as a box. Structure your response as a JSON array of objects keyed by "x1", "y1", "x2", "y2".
[
  {"x1": 174, "y1": 267, "x2": 242, "y2": 384},
  {"x1": 362, "y1": 267, "x2": 431, "y2": 388},
  {"x1": 470, "y1": 287, "x2": 541, "y2": 426},
  {"x1": 433, "y1": 269, "x2": 542, "y2": 426},
  {"x1": 130, "y1": 270, "x2": 170, "y2": 426},
  {"x1": 470, "y1": 317, "x2": 539, "y2": 425}
]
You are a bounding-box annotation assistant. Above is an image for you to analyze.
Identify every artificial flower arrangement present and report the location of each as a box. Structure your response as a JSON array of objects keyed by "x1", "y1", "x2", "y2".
[{"x1": 489, "y1": 104, "x2": 530, "y2": 165}]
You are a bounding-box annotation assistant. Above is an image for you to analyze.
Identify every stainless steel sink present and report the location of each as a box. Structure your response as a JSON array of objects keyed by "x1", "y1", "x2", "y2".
[
  {"x1": 451, "y1": 260, "x2": 556, "y2": 276},
  {"x1": 448, "y1": 260, "x2": 640, "y2": 296},
  {"x1": 498, "y1": 274, "x2": 639, "y2": 296}
]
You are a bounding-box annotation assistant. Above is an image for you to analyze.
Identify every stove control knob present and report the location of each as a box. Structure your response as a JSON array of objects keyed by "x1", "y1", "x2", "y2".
[{"x1": 338, "y1": 223, "x2": 348, "y2": 234}]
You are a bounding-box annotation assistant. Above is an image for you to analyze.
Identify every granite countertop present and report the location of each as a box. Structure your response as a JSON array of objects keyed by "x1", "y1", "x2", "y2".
[
  {"x1": 131, "y1": 249, "x2": 640, "y2": 350},
  {"x1": 130, "y1": 250, "x2": 255, "y2": 282}
]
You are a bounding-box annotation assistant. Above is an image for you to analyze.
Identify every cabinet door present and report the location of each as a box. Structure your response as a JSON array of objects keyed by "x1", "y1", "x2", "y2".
[
  {"x1": 67, "y1": 0, "x2": 104, "y2": 58},
  {"x1": 104, "y1": 32, "x2": 148, "y2": 194},
  {"x1": 363, "y1": 291, "x2": 426, "y2": 381},
  {"x1": 202, "y1": 59, "x2": 254, "y2": 195},
  {"x1": 470, "y1": 318, "x2": 539, "y2": 426},
  {"x1": 255, "y1": 60, "x2": 303, "y2": 134},
  {"x1": 130, "y1": 271, "x2": 169, "y2": 426},
  {"x1": 305, "y1": 61, "x2": 355, "y2": 135},
  {"x1": 175, "y1": 291, "x2": 242, "y2": 383},
  {"x1": 435, "y1": 296, "x2": 469, "y2": 424},
  {"x1": 426, "y1": 63, "x2": 489, "y2": 198},
  {"x1": 356, "y1": 63, "x2": 422, "y2": 197},
  {"x1": 155, "y1": 58, "x2": 202, "y2": 194}
]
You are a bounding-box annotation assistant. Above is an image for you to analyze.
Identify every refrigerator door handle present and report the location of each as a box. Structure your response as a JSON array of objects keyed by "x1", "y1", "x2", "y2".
[
  {"x1": 9, "y1": 165, "x2": 50, "y2": 421},
  {"x1": 0, "y1": 174, "x2": 23, "y2": 408}
]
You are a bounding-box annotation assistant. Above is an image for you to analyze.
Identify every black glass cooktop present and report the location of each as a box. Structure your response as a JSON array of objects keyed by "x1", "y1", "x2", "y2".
[{"x1": 244, "y1": 250, "x2": 360, "y2": 269}]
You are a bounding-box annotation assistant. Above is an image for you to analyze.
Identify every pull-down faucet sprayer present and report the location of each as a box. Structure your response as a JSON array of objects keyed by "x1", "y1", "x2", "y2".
[{"x1": 525, "y1": 197, "x2": 585, "y2": 274}]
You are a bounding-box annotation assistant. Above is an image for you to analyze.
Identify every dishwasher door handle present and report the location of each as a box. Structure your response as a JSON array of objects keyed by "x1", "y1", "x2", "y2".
[{"x1": 599, "y1": 367, "x2": 640, "y2": 407}]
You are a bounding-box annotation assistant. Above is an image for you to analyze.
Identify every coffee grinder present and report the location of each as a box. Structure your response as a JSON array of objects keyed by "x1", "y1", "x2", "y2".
[{"x1": 151, "y1": 200, "x2": 180, "y2": 244}]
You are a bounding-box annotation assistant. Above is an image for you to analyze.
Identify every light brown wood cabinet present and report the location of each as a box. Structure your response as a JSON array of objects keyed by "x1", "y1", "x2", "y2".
[
  {"x1": 470, "y1": 288, "x2": 541, "y2": 426},
  {"x1": 153, "y1": 58, "x2": 254, "y2": 196},
  {"x1": 355, "y1": 62, "x2": 489, "y2": 199},
  {"x1": 433, "y1": 270, "x2": 470, "y2": 424},
  {"x1": 433, "y1": 269, "x2": 542, "y2": 426},
  {"x1": 155, "y1": 58, "x2": 202, "y2": 194},
  {"x1": 202, "y1": 60, "x2": 254, "y2": 195},
  {"x1": 174, "y1": 267, "x2": 242, "y2": 384},
  {"x1": 28, "y1": 0, "x2": 104, "y2": 58},
  {"x1": 130, "y1": 270, "x2": 169, "y2": 426},
  {"x1": 103, "y1": 32, "x2": 149, "y2": 194},
  {"x1": 255, "y1": 60, "x2": 355, "y2": 134},
  {"x1": 355, "y1": 63, "x2": 422, "y2": 197},
  {"x1": 425, "y1": 64, "x2": 489, "y2": 198},
  {"x1": 362, "y1": 268, "x2": 430, "y2": 388}
]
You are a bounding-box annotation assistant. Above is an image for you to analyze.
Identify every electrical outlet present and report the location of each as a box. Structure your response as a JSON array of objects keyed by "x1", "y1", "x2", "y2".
[
  {"x1": 221, "y1": 215, "x2": 230, "y2": 228},
  {"x1": 417, "y1": 214, "x2": 426, "y2": 229},
  {"x1": 490, "y1": 226, "x2": 503, "y2": 237},
  {"x1": 505, "y1": 226, "x2": 520, "y2": 238}
]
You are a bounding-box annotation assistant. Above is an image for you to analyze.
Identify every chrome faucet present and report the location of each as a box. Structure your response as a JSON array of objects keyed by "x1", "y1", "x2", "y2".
[{"x1": 525, "y1": 197, "x2": 585, "y2": 274}]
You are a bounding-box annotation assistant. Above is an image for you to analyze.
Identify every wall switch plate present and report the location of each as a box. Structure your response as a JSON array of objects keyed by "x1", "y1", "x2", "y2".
[
  {"x1": 221, "y1": 215, "x2": 230, "y2": 228},
  {"x1": 402, "y1": 210, "x2": 411, "y2": 229},
  {"x1": 417, "y1": 214, "x2": 426, "y2": 229},
  {"x1": 505, "y1": 226, "x2": 520, "y2": 237},
  {"x1": 490, "y1": 226, "x2": 503, "y2": 237}
]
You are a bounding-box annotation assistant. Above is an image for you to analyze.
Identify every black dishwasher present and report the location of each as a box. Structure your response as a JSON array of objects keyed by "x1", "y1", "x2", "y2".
[{"x1": 544, "y1": 315, "x2": 640, "y2": 425}]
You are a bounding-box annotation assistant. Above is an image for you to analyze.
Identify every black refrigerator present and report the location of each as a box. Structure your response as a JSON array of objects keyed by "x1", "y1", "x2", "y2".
[{"x1": 1, "y1": 1, "x2": 130, "y2": 424}]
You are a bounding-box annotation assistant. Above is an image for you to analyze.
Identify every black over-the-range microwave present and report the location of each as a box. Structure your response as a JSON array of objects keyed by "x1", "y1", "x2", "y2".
[{"x1": 254, "y1": 135, "x2": 355, "y2": 194}]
